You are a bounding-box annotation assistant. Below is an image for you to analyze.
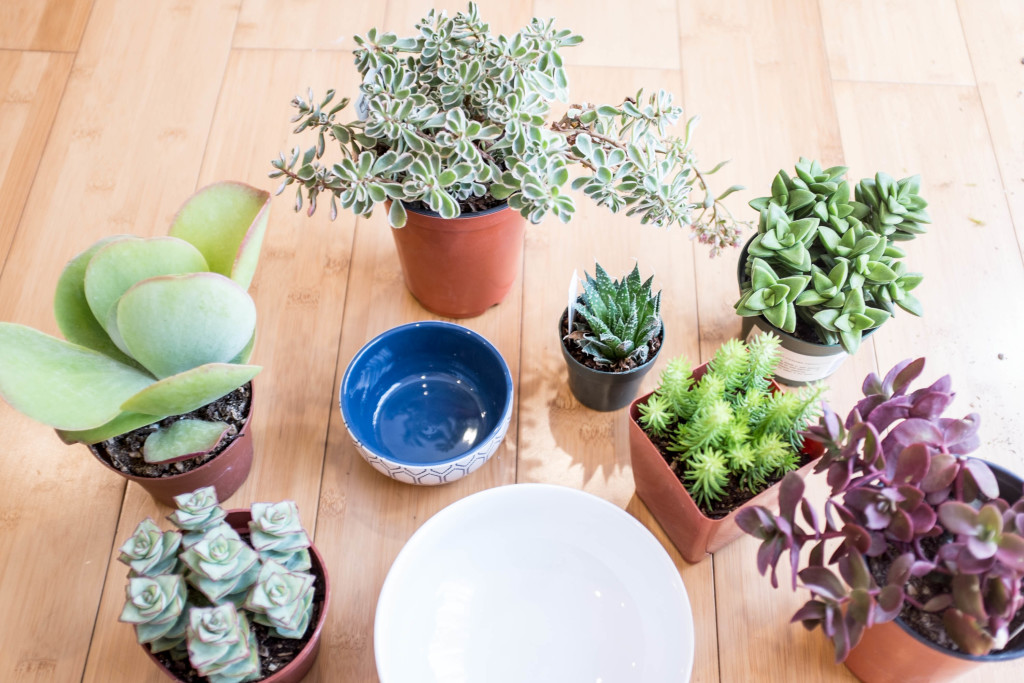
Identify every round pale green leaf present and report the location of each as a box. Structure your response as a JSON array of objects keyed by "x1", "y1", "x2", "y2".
[
  {"x1": 169, "y1": 182, "x2": 270, "y2": 290},
  {"x1": 84, "y1": 236, "x2": 209, "y2": 343},
  {"x1": 53, "y1": 235, "x2": 137, "y2": 365},
  {"x1": 121, "y1": 363, "x2": 260, "y2": 416},
  {"x1": 116, "y1": 273, "x2": 256, "y2": 379},
  {"x1": 143, "y1": 419, "x2": 229, "y2": 464},
  {"x1": 0, "y1": 323, "x2": 155, "y2": 430}
]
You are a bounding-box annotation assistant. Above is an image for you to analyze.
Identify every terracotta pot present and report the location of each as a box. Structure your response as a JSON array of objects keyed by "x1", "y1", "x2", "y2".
[
  {"x1": 88, "y1": 384, "x2": 255, "y2": 507},
  {"x1": 736, "y1": 235, "x2": 875, "y2": 386},
  {"x1": 628, "y1": 363, "x2": 823, "y2": 563},
  {"x1": 842, "y1": 460, "x2": 1024, "y2": 682},
  {"x1": 559, "y1": 308, "x2": 662, "y2": 412},
  {"x1": 144, "y1": 509, "x2": 331, "y2": 683},
  {"x1": 390, "y1": 201, "x2": 526, "y2": 318}
]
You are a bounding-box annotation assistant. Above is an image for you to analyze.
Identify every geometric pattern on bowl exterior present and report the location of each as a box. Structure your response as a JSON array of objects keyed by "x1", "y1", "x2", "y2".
[{"x1": 342, "y1": 407, "x2": 511, "y2": 485}]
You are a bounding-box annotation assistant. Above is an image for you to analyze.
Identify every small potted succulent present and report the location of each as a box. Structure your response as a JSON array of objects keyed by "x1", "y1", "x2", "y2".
[
  {"x1": 737, "y1": 359, "x2": 1024, "y2": 682},
  {"x1": 560, "y1": 263, "x2": 663, "y2": 412},
  {"x1": 272, "y1": 2, "x2": 748, "y2": 318},
  {"x1": 118, "y1": 486, "x2": 329, "y2": 683},
  {"x1": 734, "y1": 158, "x2": 929, "y2": 385},
  {"x1": 628, "y1": 333, "x2": 826, "y2": 563},
  {"x1": 0, "y1": 182, "x2": 269, "y2": 505}
]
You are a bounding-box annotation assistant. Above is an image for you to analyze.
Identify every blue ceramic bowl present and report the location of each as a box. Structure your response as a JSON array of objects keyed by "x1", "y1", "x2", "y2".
[{"x1": 340, "y1": 321, "x2": 513, "y2": 485}]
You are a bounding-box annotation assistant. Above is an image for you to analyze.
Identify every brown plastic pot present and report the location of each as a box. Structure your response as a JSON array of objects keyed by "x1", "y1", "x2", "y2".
[
  {"x1": 87, "y1": 384, "x2": 255, "y2": 507},
  {"x1": 842, "y1": 460, "x2": 1024, "y2": 682},
  {"x1": 390, "y1": 201, "x2": 526, "y2": 318},
  {"x1": 628, "y1": 363, "x2": 823, "y2": 564},
  {"x1": 143, "y1": 509, "x2": 330, "y2": 683}
]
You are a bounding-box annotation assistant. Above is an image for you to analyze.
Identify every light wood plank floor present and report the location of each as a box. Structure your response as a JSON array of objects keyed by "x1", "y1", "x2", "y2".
[{"x1": 1, "y1": 1, "x2": 1022, "y2": 681}]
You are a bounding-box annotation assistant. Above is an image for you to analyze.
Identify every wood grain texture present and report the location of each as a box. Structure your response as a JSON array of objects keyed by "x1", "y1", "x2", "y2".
[
  {"x1": 0, "y1": 51, "x2": 72, "y2": 274},
  {"x1": 820, "y1": 0, "x2": 975, "y2": 85},
  {"x1": 0, "y1": 0, "x2": 94, "y2": 51},
  {"x1": 835, "y1": 82, "x2": 1024, "y2": 480},
  {"x1": 234, "y1": 0, "x2": 384, "y2": 50},
  {"x1": 956, "y1": 0, "x2": 1024, "y2": 256},
  {"x1": 1, "y1": 2, "x2": 1023, "y2": 682}
]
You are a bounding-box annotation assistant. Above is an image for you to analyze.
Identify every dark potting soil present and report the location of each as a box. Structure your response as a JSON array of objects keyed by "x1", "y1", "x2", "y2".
[
  {"x1": 636, "y1": 399, "x2": 812, "y2": 520},
  {"x1": 89, "y1": 383, "x2": 252, "y2": 478},
  {"x1": 147, "y1": 538, "x2": 326, "y2": 682},
  {"x1": 866, "y1": 537, "x2": 1024, "y2": 656},
  {"x1": 559, "y1": 311, "x2": 662, "y2": 373}
]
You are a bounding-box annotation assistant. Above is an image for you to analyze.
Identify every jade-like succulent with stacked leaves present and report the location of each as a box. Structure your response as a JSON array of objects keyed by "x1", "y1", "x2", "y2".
[
  {"x1": 735, "y1": 158, "x2": 929, "y2": 354},
  {"x1": 565, "y1": 263, "x2": 661, "y2": 371},
  {"x1": 637, "y1": 333, "x2": 826, "y2": 510},
  {"x1": 738, "y1": 359, "x2": 1024, "y2": 660},
  {"x1": 272, "y1": 2, "x2": 749, "y2": 256},
  {"x1": 0, "y1": 183, "x2": 269, "y2": 464},
  {"x1": 118, "y1": 487, "x2": 318, "y2": 683}
]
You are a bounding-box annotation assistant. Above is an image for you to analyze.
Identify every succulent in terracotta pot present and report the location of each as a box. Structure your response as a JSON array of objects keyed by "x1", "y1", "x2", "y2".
[
  {"x1": 737, "y1": 358, "x2": 1024, "y2": 676},
  {"x1": 119, "y1": 487, "x2": 328, "y2": 683}
]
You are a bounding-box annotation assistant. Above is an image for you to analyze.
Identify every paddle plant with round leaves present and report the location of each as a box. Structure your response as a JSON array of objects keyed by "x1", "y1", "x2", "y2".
[
  {"x1": 0, "y1": 182, "x2": 270, "y2": 463},
  {"x1": 737, "y1": 358, "x2": 1024, "y2": 660}
]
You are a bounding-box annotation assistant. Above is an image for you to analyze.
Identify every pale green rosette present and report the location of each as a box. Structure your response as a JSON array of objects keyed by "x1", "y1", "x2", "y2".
[
  {"x1": 186, "y1": 605, "x2": 260, "y2": 683},
  {"x1": 117, "y1": 518, "x2": 182, "y2": 577},
  {"x1": 244, "y1": 560, "x2": 315, "y2": 639},
  {"x1": 181, "y1": 527, "x2": 260, "y2": 605},
  {"x1": 248, "y1": 501, "x2": 311, "y2": 571},
  {"x1": 119, "y1": 575, "x2": 188, "y2": 653}
]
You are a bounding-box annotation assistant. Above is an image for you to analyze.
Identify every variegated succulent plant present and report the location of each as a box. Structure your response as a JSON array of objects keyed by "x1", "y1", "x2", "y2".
[
  {"x1": 271, "y1": 2, "x2": 749, "y2": 256},
  {"x1": 0, "y1": 182, "x2": 269, "y2": 464},
  {"x1": 566, "y1": 263, "x2": 662, "y2": 370},
  {"x1": 736, "y1": 158, "x2": 928, "y2": 354},
  {"x1": 118, "y1": 488, "x2": 320, "y2": 680}
]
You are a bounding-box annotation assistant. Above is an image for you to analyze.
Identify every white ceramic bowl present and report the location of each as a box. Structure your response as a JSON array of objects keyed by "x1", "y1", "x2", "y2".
[{"x1": 375, "y1": 484, "x2": 695, "y2": 682}]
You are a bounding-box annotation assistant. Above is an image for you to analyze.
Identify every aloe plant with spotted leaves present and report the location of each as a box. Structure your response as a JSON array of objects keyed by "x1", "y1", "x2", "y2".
[{"x1": 0, "y1": 182, "x2": 269, "y2": 463}]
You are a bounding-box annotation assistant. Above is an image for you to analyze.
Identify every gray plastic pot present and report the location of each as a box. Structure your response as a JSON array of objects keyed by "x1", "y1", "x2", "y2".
[{"x1": 559, "y1": 308, "x2": 662, "y2": 412}]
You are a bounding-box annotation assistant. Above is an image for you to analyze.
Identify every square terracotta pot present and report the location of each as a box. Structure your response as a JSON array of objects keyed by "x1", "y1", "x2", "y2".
[{"x1": 627, "y1": 364, "x2": 823, "y2": 564}]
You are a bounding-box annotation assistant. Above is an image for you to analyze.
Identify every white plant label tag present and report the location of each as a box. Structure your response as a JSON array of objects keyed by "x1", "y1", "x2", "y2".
[
  {"x1": 745, "y1": 320, "x2": 847, "y2": 383},
  {"x1": 567, "y1": 269, "x2": 579, "y2": 330}
]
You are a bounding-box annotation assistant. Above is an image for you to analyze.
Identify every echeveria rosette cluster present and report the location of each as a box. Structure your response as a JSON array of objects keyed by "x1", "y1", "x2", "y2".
[
  {"x1": 737, "y1": 358, "x2": 1024, "y2": 660},
  {"x1": 181, "y1": 526, "x2": 261, "y2": 605},
  {"x1": 118, "y1": 519, "x2": 182, "y2": 577},
  {"x1": 249, "y1": 501, "x2": 312, "y2": 571},
  {"x1": 120, "y1": 575, "x2": 189, "y2": 653},
  {"x1": 167, "y1": 486, "x2": 229, "y2": 548},
  {"x1": 568, "y1": 263, "x2": 662, "y2": 369},
  {"x1": 0, "y1": 182, "x2": 270, "y2": 463},
  {"x1": 245, "y1": 561, "x2": 316, "y2": 639},
  {"x1": 186, "y1": 605, "x2": 261, "y2": 683},
  {"x1": 271, "y1": 2, "x2": 748, "y2": 256},
  {"x1": 735, "y1": 158, "x2": 928, "y2": 354}
]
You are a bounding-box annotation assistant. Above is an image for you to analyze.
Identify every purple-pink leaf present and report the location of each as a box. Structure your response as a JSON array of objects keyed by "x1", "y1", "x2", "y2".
[
  {"x1": 943, "y1": 609, "x2": 995, "y2": 656},
  {"x1": 779, "y1": 471, "x2": 805, "y2": 522},
  {"x1": 909, "y1": 504, "x2": 937, "y2": 534},
  {"x1": 939, "y1": 414, "x2": 980, "y2": 451},
  {"x1": 921, "y1": 594, "x2": 953, "y2": 612},
  {"x1": 995, "y1": 533, "x2": 1024, "y2": 571},
  {"x1": 891, "y1": 418, "x2": 943, "y2": 447},
  {"x1": 966, "y1": 534, "x2": 998, "y2": 560},
  {"x1": 876, "y1": 585, "x2": 903, "y2": 622},
  {"x1": 831, "y1": 615, "x2": 851, "y2": 663},
  {"x1": 894, "y1": 443, "x2": 929, "y2": 484},
  {"x1": 888, "y1": 508, "x2": 914, "y2": 542},
  {"x1": 890, "y1": 358, "x2": 925, "y2": 395},
  {"x1": 951, "y1": 574, "x2": 986, "y2": 619},
  {"x1": 887, "y1": 553, "x2": 913, "y2": 586},
  {"x1": 809, "y1": 540, "x2": 825, "y2": 568},
  {"x1": 801, "y1": 499, "x2": 820, "y2": 533},
  {"x1": 862, "y1": 370, "x2": 885, "y2": 397},
  {"x1": 910, "y1": 559, "x2": 936, "y2": 577},
  {"x1": 921, "y1": 452, "x2": 957, "y2": 493},
  {"x1": 791, "y1": 599, "x2": 826, "y2": 627},
  {"x1": 866, "y1": 400, "x2": 910, "y2": 432},
  {"x1": 838, "y1": 553, "x2": 872, "y2": 591},
  {"x1": 963, "y1": 459, "x2": 999, "y2": 499},
  {"x1": 938, "y1": 501, "x2": 980, "y2": 535},
  {"x1": 799, "y1": 566, "x2": 848, "y2": 602},
  {"x1": 736, "y1": 506, "x2": 772, "y2": 538},
  {"x1": 909, "y1": 391, "x2": 954, "y2": 419},
  {"x1": 843, "y1": 524, "x2": 872, "y2": 554},
  {"x1": 845, "y1": 588, "x2": 871, "y2": 650}
]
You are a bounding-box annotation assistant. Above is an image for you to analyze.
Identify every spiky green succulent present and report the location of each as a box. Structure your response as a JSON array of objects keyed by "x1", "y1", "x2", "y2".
[
  {"x1": 120, "y1": 489, "x2": 319, "y2": 679},
  {"x1": 272, "y1": 2, "x2": 749, "y2": 256},
  {"x1": 736, "y1": 158, "x2": 927, "y2": 354},
  {"x1": 638, "y1": 333, "x2": 825, "y2": 510},
  {"x1": 568, "y1": 263, "x2": 662, "y2": 368},
  {"x1": 0, "y1": 183, "x2": 269, "y2": 463}
]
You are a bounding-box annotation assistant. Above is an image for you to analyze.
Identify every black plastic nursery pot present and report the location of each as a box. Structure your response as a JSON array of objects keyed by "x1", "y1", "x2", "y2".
[
  {"x1": 842, "y1": 460, "x2": 1024, "y2": 683},
  {"x1": 559, "y1": 308, "x2": 662, "y2": 412},
  {"x1": 736, "y1": 236, "x2": 875, "y2": 387}
]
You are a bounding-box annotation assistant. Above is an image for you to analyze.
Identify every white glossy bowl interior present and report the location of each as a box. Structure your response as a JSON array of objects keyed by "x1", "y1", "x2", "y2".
[{"x1": 375, "y1": 484, "x2": 695, "y2": 682}]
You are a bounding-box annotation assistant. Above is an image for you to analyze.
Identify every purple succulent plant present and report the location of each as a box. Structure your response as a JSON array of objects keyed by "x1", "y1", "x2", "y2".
[{"x1": 737, "y1": 358, "x2": 1024, "y2": 661}]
